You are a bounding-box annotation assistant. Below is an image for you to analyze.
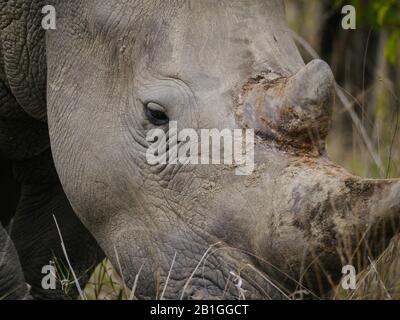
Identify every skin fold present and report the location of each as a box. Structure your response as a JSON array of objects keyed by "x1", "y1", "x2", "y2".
[
  {"x1": 0, "y1": 222, "x2": 30, "y2": 299},
  {"x1": 0, "y1": 0, "x2": 103, "y2": 300},
  {"x1": 0, "y1": 0, "x2": 399, "y2": 299}
]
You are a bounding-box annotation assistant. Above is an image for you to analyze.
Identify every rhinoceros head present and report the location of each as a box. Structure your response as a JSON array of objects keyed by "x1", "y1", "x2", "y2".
[{"x1": 44, "y1": 0, "x2": 399, "y2": 299}]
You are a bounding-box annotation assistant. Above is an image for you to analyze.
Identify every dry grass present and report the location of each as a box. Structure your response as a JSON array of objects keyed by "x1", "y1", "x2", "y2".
[
  {"x1": 335, "y1": 236, "x2": 400, "y2": 300},
  {"x1": 79, "y1": 235, "x2": 400, "y2": 300},
  {"x1": 84, "y1": 260, "x2": 129, "y2": 300}
]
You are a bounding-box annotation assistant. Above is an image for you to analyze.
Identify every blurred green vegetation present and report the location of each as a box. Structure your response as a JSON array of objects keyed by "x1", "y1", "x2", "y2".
[
  {"x1": 336, "y1": 0, "x2": 400, "y2": 64},
  {"x1": 287, "y1": 0, "x2": 400, "y2": 300}
]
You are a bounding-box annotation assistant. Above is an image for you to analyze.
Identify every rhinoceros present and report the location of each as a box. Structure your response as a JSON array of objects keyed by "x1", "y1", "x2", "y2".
[{"x1": 0, "y1": 0, "x2": 399, "y2": 300}]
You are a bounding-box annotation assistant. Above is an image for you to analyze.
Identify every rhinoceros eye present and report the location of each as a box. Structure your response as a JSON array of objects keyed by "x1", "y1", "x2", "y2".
[{"x1": 145, "y1": 102, "x2": 169, "y2": 125}]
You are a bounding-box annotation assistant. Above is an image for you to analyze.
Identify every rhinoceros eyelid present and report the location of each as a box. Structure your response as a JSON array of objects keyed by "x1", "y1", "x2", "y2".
[
  {"x1": 144, "y1": 102, "x2": 169, "y2": 125},
  {"x1": 146, "y1": 102, "x2": 166, "y2": 113}
]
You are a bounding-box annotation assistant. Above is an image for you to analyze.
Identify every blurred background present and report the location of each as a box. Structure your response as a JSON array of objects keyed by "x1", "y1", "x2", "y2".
[
  {"x1": 287, "y1": 0, "x2": 400, "y2": 179},
  {"x1": 285, "y1": 0, "x2": 400, "y2": 299}
]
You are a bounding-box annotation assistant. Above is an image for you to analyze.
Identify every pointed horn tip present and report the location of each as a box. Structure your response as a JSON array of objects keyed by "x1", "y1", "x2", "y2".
[{"x1": 288, "y1": 59, "x2": 335, "y2": 100}]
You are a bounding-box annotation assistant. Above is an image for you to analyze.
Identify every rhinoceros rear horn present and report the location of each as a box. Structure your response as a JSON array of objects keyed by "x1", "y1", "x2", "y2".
[
  {"x1": 240, "y1": 59, "x2": 335, "y2": 152},
  {"x1": 285, "y1": 59, "x2": 335, "y2": 131}
]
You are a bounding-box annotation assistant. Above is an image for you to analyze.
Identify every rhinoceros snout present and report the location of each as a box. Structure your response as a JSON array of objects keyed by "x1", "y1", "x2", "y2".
[{"x1": 239, "y1": 59, "x2": 335, "y2": 152}]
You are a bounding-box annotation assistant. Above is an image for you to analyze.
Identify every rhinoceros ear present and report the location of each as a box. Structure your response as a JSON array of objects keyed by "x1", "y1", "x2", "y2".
[
  {"x1": 1, "y1": 0, "x2": 47, "y2": 122},
  {"x1": 0, "y1": 222, "x2": 31, "y2": 300}
]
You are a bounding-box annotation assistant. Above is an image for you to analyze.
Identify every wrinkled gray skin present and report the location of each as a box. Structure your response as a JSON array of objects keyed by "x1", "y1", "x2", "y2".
[
  {"x1": 0, "y1": 0, "x2": 103, "y2": 299},
  {"x1": 1, "y1": 0, "x2": 399, "y2": 300}
]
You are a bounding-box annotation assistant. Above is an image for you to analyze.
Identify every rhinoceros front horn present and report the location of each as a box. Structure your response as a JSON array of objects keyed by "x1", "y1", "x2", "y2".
[{"x1": 238, "y1": 58, "x2": 400, "y2": 296}]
